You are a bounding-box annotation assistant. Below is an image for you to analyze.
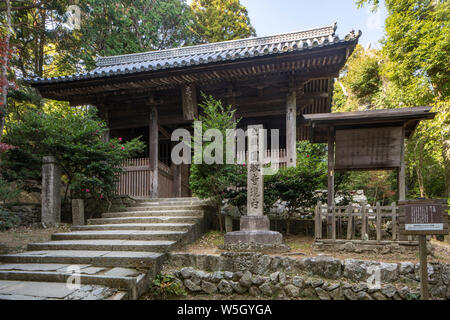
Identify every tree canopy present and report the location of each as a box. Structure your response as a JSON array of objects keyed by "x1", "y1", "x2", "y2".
[
  {"x1": 335, "y1": 0, "x2": 450, "y2": 199},
  {"x1": 190, "y1": 0, "x2": 256, "y2": 43}
]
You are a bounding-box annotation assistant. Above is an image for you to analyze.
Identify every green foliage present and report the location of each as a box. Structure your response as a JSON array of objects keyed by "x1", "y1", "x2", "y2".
[
  {"x1": 1, "y1": 107, "x2": 145, "y2": 204},
  {"x1": 191, "y1": 0, "x2": 256, "y2": 43},
  {"x1": 0, "y1": 206, "x2": 20, "y2": 231},
  {"x1": 345, "y1": 47, "x2": 381, "y2": 104},
  {"x1": 265, "y1": 165, "x2": 323, "y2": 234},
  {"x1": 0, "y1": 178, "x2": 22, "y2": 205},
  {"x1": 189, "y1": 94, "x2": 239, "y2": 208},
  {"x1": 336, "y1": 1, "x2": 450, "y2": 198},
  {"x1": 74, "y1": 0, "x2": 196, "y2": 69},
  {"x1": 150, "y1": 273, "x2": 187, "y2": 300}
]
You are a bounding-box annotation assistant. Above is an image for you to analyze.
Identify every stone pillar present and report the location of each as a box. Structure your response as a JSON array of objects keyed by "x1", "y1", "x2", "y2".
[
  {"x1": 286, "y1": 90, "x2": 297, "y2": 167},
  {"x1": 224, "y1": 125, "x2": 284, "y2": 249},
  {"x1": 72, "y1": 199, "x2": 85, "y2": 226},
  {"x1": 149, "y1": 105, "x2": 159, "y2": 198},
  {"x1": 41, "y1": 156, "x2": 61, "y2": 226}
]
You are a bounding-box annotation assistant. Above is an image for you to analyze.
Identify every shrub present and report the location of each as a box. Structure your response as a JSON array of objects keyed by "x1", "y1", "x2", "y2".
[
  {"x1": 150, "y1": 273, "x2": 186, "y2": 300},
  {"x1": 1, "y1": 107, "x2": 145, "y2": 207},
  {"x1": 0, "y1": 178, "x2": 22, "y2": 205},
  {"x1": 189, "y1": 94, "x2": 241, "y2": 230},
  {"x1": 0, "y1": 206, "x2": 20, "y2": 231}
]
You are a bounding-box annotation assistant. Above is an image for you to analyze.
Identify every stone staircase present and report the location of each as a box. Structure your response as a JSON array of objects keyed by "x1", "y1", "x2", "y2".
[{"x1": 0, "y1": 198, "x2": 213, "y2": 300}]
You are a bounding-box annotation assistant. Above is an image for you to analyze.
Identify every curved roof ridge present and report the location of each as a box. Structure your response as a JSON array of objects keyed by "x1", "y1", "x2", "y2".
[{"x1": 95, "y1": 22, "x2": 338, "y2": 67}]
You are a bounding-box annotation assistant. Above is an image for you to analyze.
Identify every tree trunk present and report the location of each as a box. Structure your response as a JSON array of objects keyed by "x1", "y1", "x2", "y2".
[
  {"x1": 0, "y1": 0, "x2": 11, "y2": 142},
  {"x1": 286, "y1": 218, "x2": 291, "y2": 236},
  {"x1": 414, "y1": 140, "x2": 426, "y2": 198}
]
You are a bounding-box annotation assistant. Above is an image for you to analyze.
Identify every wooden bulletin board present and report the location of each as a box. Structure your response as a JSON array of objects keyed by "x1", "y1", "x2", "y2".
[
  {"x1": 398, "y1": 199, "x2": 449, "y2": 236},
  {"x1": 335, "y1": 126, "x2": 403, "y2": 170}
]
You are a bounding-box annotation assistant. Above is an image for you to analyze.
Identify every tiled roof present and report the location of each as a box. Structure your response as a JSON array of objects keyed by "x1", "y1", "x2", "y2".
[{"x1": 28, "y1": 23, "x2": 361, "y2": 85}]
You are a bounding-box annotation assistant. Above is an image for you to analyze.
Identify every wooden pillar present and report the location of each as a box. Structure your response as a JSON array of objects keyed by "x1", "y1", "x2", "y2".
[
  {"x1": 149, "y1": 105, "x2": 159, "y2": 198},
  {"x1": 398, "y1": 125, "x2": 406, "y2": 201},
  {"x1": 173, "y1": 164, "x2": 182, "y2": 197},
  {"x1": 99, "y1": 110, "x2": 110, "y2": 142},
  {"x1": 286, "y1": 90, "x2": 297, "y2": 167},
  {"x1": 398, "y1": 125, "x2": 409, "y2": 240},
  {"x1": 327, "y1": 126, "x2": 335, "y2": 237}
]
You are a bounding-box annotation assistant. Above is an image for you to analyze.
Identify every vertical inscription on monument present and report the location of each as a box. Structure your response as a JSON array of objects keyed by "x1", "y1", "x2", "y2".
[{"x1": 247, "y1": 125, "x2": 264, "y2": 216}]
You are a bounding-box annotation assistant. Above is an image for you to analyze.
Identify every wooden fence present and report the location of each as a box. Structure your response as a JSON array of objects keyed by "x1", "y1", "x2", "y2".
[
  {"x1": 116, "y1": 157, "x2": 153, "y2": 198},
  {"x1": 314, "y1": 202, "x2": 399, "y2": 242},
  {"x1": 116, "y1": 157, "x2": 191, "y2": 198}
]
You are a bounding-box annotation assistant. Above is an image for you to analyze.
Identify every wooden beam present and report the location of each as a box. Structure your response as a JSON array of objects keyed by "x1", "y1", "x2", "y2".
[{"x1": 149, "y1": 104, "x2": 159, "y2": 198}]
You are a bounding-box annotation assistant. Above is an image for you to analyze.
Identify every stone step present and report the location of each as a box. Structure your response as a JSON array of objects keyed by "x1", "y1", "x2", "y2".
[
  {"x1": 102, "y1": 210, "x2": 204, "y2": 218},
  {"x1": 0, "y1": 250, "x2": 165, "y2": 268},
  {"x1": 88, "y1": 216, "x2": 201, "y2": 225},
  {"x1": 0, "y1": 270, "x2": 140, "y2": 291},
  {"x1": 28, "y1": 240, "x2": 176, "y2": 252},
  {"x1": 0, "y1": 280, "x2": 122, "y2": 300},
  {"x1": 135, "y1": 197, "x2": 201, "y2": 202},
  {"x1": 50, "y1": 230, "x2": 185, "y2": 241},
  {"x1": 71, "y1": 223, "x2": 194, "y2": 232},
  {"x1": 122, "y1": 206, "x2": 207, "y2": 212},
  {"x1": 136, "y1": 202, "x2": 210, "y2": 208}
]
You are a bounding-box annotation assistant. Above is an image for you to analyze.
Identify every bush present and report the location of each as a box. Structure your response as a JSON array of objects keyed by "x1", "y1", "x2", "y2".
[
  {"x1": 150, "y1": 273, "x2": 186, "y2": 300},
  {"x1": 189, "y1": 94, "x2": 241, "y2": 230},
  {"x1": 0, "y1": 206, "x2": 20, "y2": 231},
  {"x1": 1, "y1": 107, "x2": 145, "y2": 207},
  {"x1": 0, "y1": 178, "x2": 22, "y2": 205}
]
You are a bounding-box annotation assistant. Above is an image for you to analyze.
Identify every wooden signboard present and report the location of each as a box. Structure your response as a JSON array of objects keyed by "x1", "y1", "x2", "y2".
[
  {"x1": 398, "y1": 199, "x2": 448, "y2": 300},
  {"x1": 335, "y1": 127, "x2": 403, "y2": 170},
  {"x1": 398, "y1": 199, "x2": 449, "y2": 236}
]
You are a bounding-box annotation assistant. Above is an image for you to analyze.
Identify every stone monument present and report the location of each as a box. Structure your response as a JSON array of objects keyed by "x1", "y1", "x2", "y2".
[
  {"x1": 72, "y1": 199, "x2": 85, "y2": 225},
  {"x1": 224, "y1": 125, "x2": 285, "y2": 250},
  {"x1": 41, "y1": 156, "x2": 61, "y2": 226}
]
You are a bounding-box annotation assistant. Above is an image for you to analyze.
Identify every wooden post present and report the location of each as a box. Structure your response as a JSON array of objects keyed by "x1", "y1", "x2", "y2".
[
  {"x1": 315, "y1": 202, "x2": 322, "y2": 239},
  {"x1": 327, "y1": 126, "x2": 335, "y2": 238},
  {"x1": 172, "y1": 164, "x2": 182, "y2": 197},
  {"x1": 419, "y1": 235, "x2": 430, "y2": 300},
  {"x1": 149, "y1": 104, "x2": 159, "y2": 198},
  {"x1": 398, "y1": 126, "x2": 406, "y2": 201},
  {"x1": 331, "y1": 205, "x2": 336, "y2": 240},
  {"x1": 391, "y1": 202, "x2": 397, "y2": 240},
  {"x1": 286, "y1": 89, "x2": 297, "y2": 168},
  {"x1": 361, "y1": 203, "x2": 367, "y2": 240},
  {"x1": 346, "y1": 204, "x2": 353, "y2": 240},
  {"x1": 100, "y1": 110, "x2": 110, "y2": 142},
  {"x1": 376, "y1": 201, "x2": 382, "y2": 241}
]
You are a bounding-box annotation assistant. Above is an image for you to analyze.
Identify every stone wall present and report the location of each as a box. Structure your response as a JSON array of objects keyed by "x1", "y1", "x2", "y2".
[
  {"x1": 164, "y1": 252, "x2": 450, "y2": 300},
  {"x1": 8, "y1": 204, "x2": 41, "y2": 226}
]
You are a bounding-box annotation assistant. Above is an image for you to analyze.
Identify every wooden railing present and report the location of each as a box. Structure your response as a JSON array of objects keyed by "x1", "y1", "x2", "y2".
[
  {"x1": 116, "y1": 157, "x2": 153, "y2": 198},
  {"x1": 314, "y1": 202, "x2": 399, "y2": 242},
  {"x1": 117, "y1": 157, "x2": 191, "y2": 198}
]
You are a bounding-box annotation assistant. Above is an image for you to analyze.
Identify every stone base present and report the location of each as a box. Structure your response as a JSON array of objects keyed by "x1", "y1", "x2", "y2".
[
  {"x1": 240, "y1": 215, "x2": 270, "y2": 231},
  {"x1": 225, "y1": 230, "x2": 282, "y2": 245}
]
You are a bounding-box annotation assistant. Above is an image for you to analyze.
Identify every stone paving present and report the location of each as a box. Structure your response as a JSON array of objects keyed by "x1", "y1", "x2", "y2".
[{"x1": 0, "y1": 198, "x2": 211, "y2": 300}]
